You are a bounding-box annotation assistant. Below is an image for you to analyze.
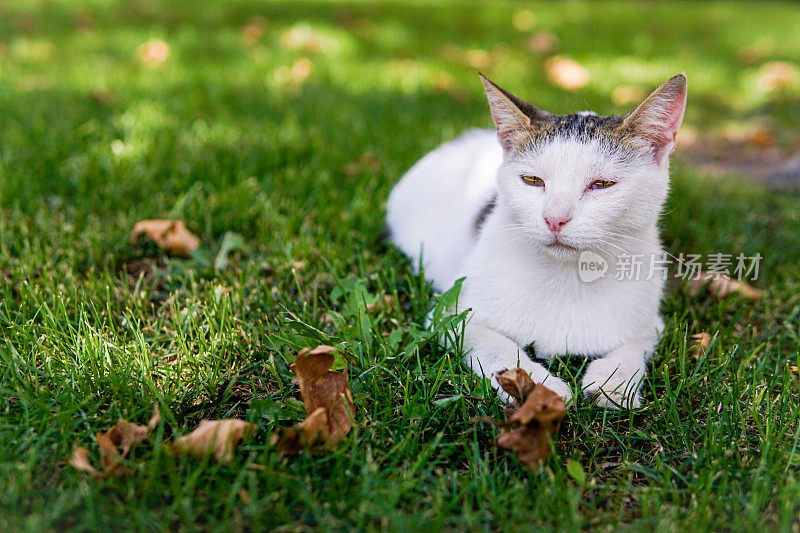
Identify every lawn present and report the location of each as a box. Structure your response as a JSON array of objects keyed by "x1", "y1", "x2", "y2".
[{"x1": 2, "y1": 0, "x2": 800, "y2": 530}]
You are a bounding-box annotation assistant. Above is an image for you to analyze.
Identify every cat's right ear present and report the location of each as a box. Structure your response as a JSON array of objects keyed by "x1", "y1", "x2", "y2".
[
  {"x1": 480, "y1": 74, "x2": 550, "y2": 151},
  {"x1": 619, "y1": 73, "x2": 687, "y2": 165}
]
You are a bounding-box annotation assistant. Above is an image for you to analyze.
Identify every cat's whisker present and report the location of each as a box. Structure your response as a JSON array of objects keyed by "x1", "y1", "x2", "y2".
[{"x1": 602, "y1": 231, "x2": 684, "y2": 264}]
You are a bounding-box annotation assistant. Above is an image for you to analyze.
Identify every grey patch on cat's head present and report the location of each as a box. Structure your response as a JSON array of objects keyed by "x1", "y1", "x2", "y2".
[
  {"x1": 544, "y1": 113, "x2": 626, "y2": 142},
  {"x1": 482, "y1": 73, "x2": 687, "y2": 161}
]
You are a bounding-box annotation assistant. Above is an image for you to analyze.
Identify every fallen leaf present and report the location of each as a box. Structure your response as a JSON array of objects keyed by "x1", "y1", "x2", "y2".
[
  {"x1": 271, "y1": 407, "x2": 329, "y2": 454},
  {"x1": 545, "y1": 56, "x2": 590, "y2": 90},
  {"x1": 465, "y1": 49, "x2": 492, "y2": 70},
  {"x1": 131, "y1": 220, "x2": 201, "y2": 257},
  {"x1": 238, "y1": 489, "x2": 253, "y2": 505},
  {"x1": 343, "y1": 152, "x2": 381, "y2": 177},
  {"x1": 137, "y1": 39, "x2": 170, "y2": 67},
  {"x1": 271, "y1": 345, "x2": 355, "y2": 454},
  {"x1": 273, "y1": 58, "x2": 314, "y2": 88},
  {"x1": 148, "y1": 404, "x2": 161, "y2": 431},
  {"x1": 496, "y1": 368, "x2": 535, "y2": 403},
  {"x1": 691, "y1": 272, "x2": 763, "y2": 300},
  {"x1": 527, "y1": 31, "x2": 559, "y2": 55},
  {"x1": 791, "y1": 366, "x2": 799, "y2": 374},
  {"x1": 291, "y1": 346, "x2": 354, "y2": 441},
  {"x1": 432, "y1": 72, "x2": 469, "y2": 102},
  {"x1": 691, "y1": 332, "x2": 712, "y2": 356},
  {"x1": 676, "y1": 125, "x2": 699, "y2": 150},
  {"x1": 69, "y1": 404, "x2": 161, "y2": 477},
  {"x1": 96, "y1": 430, "x2": 126, "y2": 475},
  {"x1": 279, "y1": 25, "x2": 325, "y2": 52},
  {"x1": 366, "y1": 295, "x2": 395, "y2": 313},
  {"x1": 738, "y1": 44, "x2": 769, "y2": 66},
  {"x1": 69, "y1": 447, "x2": 96, "y2": 475},
  {"x1": 173, "y1": 419, "x2": 256, "y2": 462},
  {"x1": 757, "y1": 61, "x2": 799, "y2": 93},
  {"x1": 492, "y1": 369, "x2": 566, "y2": 470},
  {"x1": 242, "y1": 15, "x2": 268, "y2": 46},
  {"x1": 750, "y1": 128, "x2": 774, "y2": 149},
  {"x1": 105, "y1": 418, "x2": 149, "y2": 456}
]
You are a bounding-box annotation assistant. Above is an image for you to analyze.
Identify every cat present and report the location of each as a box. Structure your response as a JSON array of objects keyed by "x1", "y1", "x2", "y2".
[{"x1": 386, "y1": 73, "x2": 686, "y2": 409}]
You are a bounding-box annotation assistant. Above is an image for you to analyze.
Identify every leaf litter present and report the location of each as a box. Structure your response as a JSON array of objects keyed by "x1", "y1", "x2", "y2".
[
  {"x1": 131, "y1": 220, "x2": 200, "y2": 257},
  {"x1": 482, "y1": 368, "x2": 566, "y2": 470},
  {"x1": 173, "y1": 419, "x2": 256, "y2": 462},
  {"x1": 70, "y1": 404, "x2": 160, "y2": 477},
  {"x1": 271, "y1": 345, "x2": 355, "y2": 454}
]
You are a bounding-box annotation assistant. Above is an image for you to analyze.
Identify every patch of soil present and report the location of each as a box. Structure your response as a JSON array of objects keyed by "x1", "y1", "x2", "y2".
[{"x1": 677, "y1": 133, "x2": 800, "y2": 190}]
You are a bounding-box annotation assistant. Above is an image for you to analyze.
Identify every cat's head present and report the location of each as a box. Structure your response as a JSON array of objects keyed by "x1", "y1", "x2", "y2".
[{"x1": 481, "y1": 73, "x2": 686, "y2": 260}]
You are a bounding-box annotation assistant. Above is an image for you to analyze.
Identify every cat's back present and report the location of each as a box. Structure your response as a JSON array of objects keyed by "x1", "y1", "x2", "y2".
[{"x1": 386, "y1": 129, "x2": 501, "y2": 290}]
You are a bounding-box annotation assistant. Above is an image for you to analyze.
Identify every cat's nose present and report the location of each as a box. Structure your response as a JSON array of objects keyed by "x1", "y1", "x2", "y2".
[{"x1": 544, "y1": 216, "x2": 571, "y2": 233}]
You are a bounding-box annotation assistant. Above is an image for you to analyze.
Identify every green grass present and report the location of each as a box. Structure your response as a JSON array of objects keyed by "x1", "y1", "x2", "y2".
[{"x1": 2, "y1": 0, "x2": 800, "y2": 530}]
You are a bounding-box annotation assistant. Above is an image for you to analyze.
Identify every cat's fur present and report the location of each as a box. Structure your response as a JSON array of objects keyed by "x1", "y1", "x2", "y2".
[{"x1": 386, "y1": 73, "x2": 686, "y2": 408}]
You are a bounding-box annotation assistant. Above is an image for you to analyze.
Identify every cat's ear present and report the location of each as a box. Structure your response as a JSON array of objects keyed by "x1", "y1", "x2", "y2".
[
  {"x1": 620, "y1": 73, "x2": 687, "y2": 165},
  {"x1": 480, "y1": 74, "x2": 551, "y2": 151}
]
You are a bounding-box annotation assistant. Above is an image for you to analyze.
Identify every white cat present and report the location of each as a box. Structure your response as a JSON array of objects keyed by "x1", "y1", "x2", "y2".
[{"x1": 386, "y1": 73, "x2": 687, "y2": 409}]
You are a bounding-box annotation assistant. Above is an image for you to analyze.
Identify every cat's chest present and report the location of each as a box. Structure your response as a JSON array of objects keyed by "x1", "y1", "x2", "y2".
[{"x1": 459, "y1": 251, "x2": 661, "y2": 357}]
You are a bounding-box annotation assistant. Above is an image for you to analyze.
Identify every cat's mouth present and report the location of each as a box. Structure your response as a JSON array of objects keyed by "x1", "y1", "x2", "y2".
[
  {"x1": 544, "y1": 235, "x2": 578, "y2": 251},
  {"x1": 544, "y1": 240, "x2": 579, "y2": 255}
]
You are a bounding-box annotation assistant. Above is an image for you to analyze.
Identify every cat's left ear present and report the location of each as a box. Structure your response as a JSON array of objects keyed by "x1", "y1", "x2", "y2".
[
  {"x1": 480, "y1": 74, "x2": 551, "y2": 151},
  {"x1": 620, "y1": 73, "x2": 687, "y2": 166}
]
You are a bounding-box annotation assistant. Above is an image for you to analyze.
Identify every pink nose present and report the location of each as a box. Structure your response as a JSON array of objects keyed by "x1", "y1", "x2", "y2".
[{"x1": 544, "y1": 216, "x2": 571, "y2": 233}]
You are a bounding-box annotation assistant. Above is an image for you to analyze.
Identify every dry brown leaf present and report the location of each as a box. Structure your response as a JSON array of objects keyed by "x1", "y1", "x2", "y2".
[
  {"x1": 270, "y1": 407, "x2": 329, "y2": 454},
  {"x1": 366, "y1": 295, "x2": 395, "y2": 313},
  {"x1": 105, "y1": 418, "x2": 149, "y2": 457},
  {"x1": 496, "y1": 368, "x2": 535, "y2": 403},
  {"x1": 527, "y1": 31, "x2": 559, "y2": 55},
  {"x1": 292, "y1": 345, "x2": 354, "y2": 442},
  {"x1": 137, "y1": 39, "x2": 170, "y2": 67},
  {"x1": 465, "y1": 49, "x2": 492, "y2": 69},
  {"x1": 148, "y1": 404, "x2": 161, "y2": 431},
  {"x1": 545, "y1": 56, "x2": 590, "y2": 90},
  {"x1": 96, "y1": 431, "x2": 125, "y2": 475},
  {"x1": 272, "y1": 345, "x2": 355, "y2": 454},
  {"x1": 691, "y1": 272, "x2": 763, "y2": 300},
  {"x1": 238, "y1": 489, "x2": 253, "y2": 505},
  {"x1": 69, "y1": 447, "x2": 96, "y2": 475},
  {"x1": 242, "y1": 15, "x2": 268, "y2": 46},
  {"x1": 343, "y1": 152, "x2": 381, "y2": 177},
  {"x1": 492, "y1": 369, "x2": 566, "y2": 470},
  {"x1": 273, "y1": 58, "x2": 314, "y2": 88},
  {"x1": 279, "y1": 25, "x2": 324, "y2": 52},
  {"x1": 749, "y1": 128, "x2": 774, "y2": 149},
  {"x1": 757, "y1": 61, "x2": 799, "y2": 93},
  {"x1": 173, "y1": 419, "x2": 255, "y2": 462},
  {"x1": 131, "y1": 220, "x2": 200, "y2": 257},
  {"x1": 69, "y1": 404, "x2": 161, "y2": 476},
  {"x1": 691, "y1": 332, "x2": 712, "y2": 356}
]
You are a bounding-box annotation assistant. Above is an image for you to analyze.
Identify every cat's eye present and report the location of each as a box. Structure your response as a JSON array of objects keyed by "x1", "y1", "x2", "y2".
[
  {"x1": 521, "y1": 175, "x2": 544, "y2": 187},
  {"x1": 588, "y1": 179, "x2": 617, "y2": 190}
]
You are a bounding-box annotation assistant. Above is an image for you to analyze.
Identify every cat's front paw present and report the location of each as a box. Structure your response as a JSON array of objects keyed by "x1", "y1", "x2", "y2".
[{"x1": 581, "y1": 358, "x2": 644, "y2": 410}]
